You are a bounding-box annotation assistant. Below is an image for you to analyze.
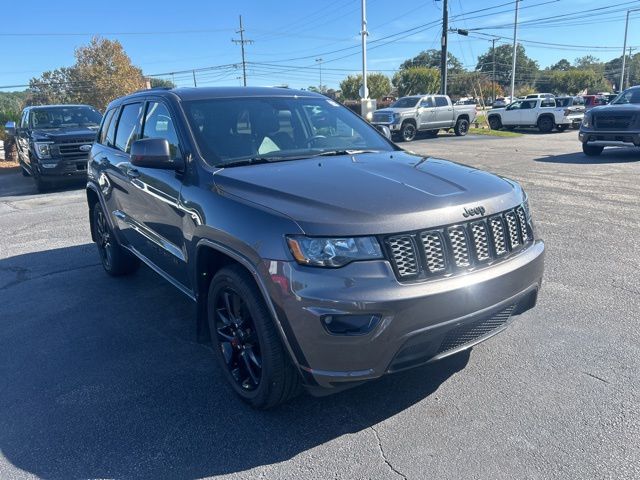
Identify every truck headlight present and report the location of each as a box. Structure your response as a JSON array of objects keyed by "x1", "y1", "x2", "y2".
[
  {"x1": 393, "y1": 113, "x2": 401, "y2": 122},
  {"x1": 581, "y1": 113, "x2": 592, "y2": 128},
  {"x1": 34, "y1": 142, "x2": 53, "y2": 159},
  {"x1": 287, "y1": 236, "x2": 383, "y2": 267}
]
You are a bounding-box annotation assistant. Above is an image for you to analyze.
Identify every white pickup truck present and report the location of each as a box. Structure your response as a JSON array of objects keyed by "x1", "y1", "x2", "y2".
[
  {"x1": 371, "y1": 94, "x2": 477, "y2": 141},
  {"x1": 487, "y1": 97, "x2": 579, "y2": 133}
]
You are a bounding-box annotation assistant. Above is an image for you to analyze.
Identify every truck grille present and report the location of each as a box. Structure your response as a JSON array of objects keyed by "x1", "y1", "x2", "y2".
[
  {"x1": 594, "y1": 114, "x2": 635, "y2": 130},
  {"x1": 53, "y1": 138, "x2": 94, "y2": 158},
  {"x1": 384, "y1": 205, "x2": 533, "y2": 281},
  {"x1": 372, "y1": 112, "x2": 393, "y2": 123}
]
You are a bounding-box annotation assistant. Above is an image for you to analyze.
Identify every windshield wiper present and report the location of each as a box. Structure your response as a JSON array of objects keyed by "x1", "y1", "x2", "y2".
[
  {"x1": 215, "y1": 157, "x2": 274, "y2": 168},
  {"x1": 312, "y1": 149, "x2": 380, "y2": 157}
]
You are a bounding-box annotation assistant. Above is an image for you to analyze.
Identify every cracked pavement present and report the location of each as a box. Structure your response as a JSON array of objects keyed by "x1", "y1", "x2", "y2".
[{"x1": 0, "y1": 130, "x2": 639, "y2": 479}]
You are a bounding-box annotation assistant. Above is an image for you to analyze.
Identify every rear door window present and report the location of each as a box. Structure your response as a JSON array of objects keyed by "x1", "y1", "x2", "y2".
[
  {"x1": 435, "y1": 97, "x2": 449, "y2": 107},
  {"x1": 114, "y1": 103, "x2": 143, "y2": 153},
  {"x1": 99, "y1": 109, "x2": 116, "y2": 145}
]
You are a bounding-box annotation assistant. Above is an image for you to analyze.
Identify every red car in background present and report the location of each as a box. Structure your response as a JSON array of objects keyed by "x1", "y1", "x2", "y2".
[{"x1": 583, "y1": 95, "x2": 609, "y2": 110}]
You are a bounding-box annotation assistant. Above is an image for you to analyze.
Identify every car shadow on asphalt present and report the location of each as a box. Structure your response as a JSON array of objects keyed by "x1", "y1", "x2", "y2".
[
  {"x1": 0, "y1": 171, "x2": 84, "y2": 198},
  {"x1": 534, "y1": 148, "x2": 640, "y2": 164},
  {"x1": 0, "y1": 244, "x2": 470, "y2": 479}
]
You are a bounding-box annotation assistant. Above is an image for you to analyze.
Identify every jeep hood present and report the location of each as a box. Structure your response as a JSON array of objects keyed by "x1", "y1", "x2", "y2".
[{"x1": 213, "y1": 151, "x2": 524, "y2": 236}]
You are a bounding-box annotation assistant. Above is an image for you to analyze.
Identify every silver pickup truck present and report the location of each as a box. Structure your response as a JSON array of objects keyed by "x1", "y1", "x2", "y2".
[{"x1": 372, "y1": 94, "x2": 477, "y2": 141}]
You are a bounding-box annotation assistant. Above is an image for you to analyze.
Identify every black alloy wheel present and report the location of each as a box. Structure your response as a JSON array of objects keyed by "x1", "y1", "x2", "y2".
[
  {"x1": 94, "y1": 205, "x2": 114, "y2": 271},
  {"x1": 401, "y1": 122, "x2": 417, "y2": 142},
  {"x1": 213, "y1": 286, "x2": 262, "y2": 391}
]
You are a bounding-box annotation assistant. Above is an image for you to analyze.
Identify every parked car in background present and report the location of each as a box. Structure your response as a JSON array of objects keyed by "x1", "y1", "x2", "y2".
[
  {"x1": 526, "y1": 93, "x2": 554, "y2": 99},
  {"x1": 488, "y1": 97, "x2": 574, "y2": 132},
  {"x1": 554, "y1": 96, "x2": 585, "y2": 129},
  {"x1": 583, "y1": 94, "x2": 609, "y2": 110},
  {"x1": 371, "y1": 94, "x2": 477, "y2": 141},
  {"x1": 6, "y1": 104, "x2": 102, "y2": 192},
  {"x1": 579, "y1": 85, "x2": 640, "y2": 156},
  {"x1": 86, "y1": 86, "x2": 544, "y2": 408},
  {"x1": 492, "y1": 97, "x2": 513, "y2": 108}
]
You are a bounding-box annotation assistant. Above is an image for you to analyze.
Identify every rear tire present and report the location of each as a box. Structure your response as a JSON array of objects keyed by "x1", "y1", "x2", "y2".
[
  {"x1": 92, "y1": 202, "x2": 139, "y2": 276},
  {"x1": 582, "y1": 144, "x2": 604, "y2": 157},
  {"x1": 207, "y1": 265, "x2": 300, "y2": 409},
  {"x1": 488, "y1": 115, "x2": 502, "y2": 130},
  {"x1": 400, "y1": 121, "x2": 417, "y2": 142},
  {"x1": 454, "y1": 118, "x2": 469, "y2": 136},
  {"x1": 537, "y1": 116, "x2": 554, "y2": 133}
]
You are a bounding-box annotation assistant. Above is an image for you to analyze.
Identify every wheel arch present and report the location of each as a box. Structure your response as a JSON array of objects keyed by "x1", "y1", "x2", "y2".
[
  {"x1": 194, "y1": 239, "x2": 311, "y2": 382},
  {"x1": 457, "y1": 114, "x2": 470, "y2": 122}
]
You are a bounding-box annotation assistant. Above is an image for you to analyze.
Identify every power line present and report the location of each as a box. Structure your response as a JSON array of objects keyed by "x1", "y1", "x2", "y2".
[{"x1": 232, "y1": 15, "x2": 253, "y2": 87}]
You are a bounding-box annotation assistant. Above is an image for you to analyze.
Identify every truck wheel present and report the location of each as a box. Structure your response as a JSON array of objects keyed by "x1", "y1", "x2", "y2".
[
  {"x1": 582, "y1": 144, "x2": 604, "y2": 157},
  {"x1": 400, "y1": 122, "x2": 417, "y2": 142},
  {"x1": 21, "y1": 167, "x2": 30, "y2": 177},
  {"x1": 207, "y1": 265, "x2": 300, "y2": 409},
  {"x1": 488, "y1": 116, "x2": 502, "y2": 130},
  {"x1": 454, "y1": 118, "x2": 469, "y2": 136},
  {"x1": 92, "y1": 202, "x2": 139, "y2": 276},
  {"x1": 556, "y1": 124, "x2": 568, "y2": 132},
  {"x1": 537, "y1": 116, "x2": 554, "y2": 133}
]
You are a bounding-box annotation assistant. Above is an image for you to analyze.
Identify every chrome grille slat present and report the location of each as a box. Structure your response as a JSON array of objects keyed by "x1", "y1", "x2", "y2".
[
  {"x1": 419, "y1": 232, "x2": 446, "y2": 273},
  {"x1": 516, "y1": 206, "x2": 530, "y2": 241},
  {"x1": 387, "y1": 236, "x2": 418, "y2": 277},
  {"x1": 489, "y1": 216, "x2": 508, "y2": 256},
  {"x1": 470, "y1": 221, "x2": 490, "y2": 262},
  {"x1": 447, "y1": 226, "x2": 471, "y2": 267},
  {"x1": 504, "y1": 210, "x2": 521, "y2": 249}
]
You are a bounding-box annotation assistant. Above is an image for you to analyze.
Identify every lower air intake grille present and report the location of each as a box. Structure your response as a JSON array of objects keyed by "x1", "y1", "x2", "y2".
[{"x1": 435, "y1": 304, "x2": 516, "y2": 355}]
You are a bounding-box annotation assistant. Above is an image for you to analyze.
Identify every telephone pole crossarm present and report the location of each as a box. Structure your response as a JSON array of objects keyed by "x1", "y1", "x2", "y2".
[{"x1": 232, "y1": 15, "x2": 253, "y2": 87}]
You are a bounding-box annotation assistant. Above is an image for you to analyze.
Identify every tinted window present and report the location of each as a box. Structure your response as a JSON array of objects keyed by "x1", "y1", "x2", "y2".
[
  {"x1": 99, "y1": 109, "x2": 115, "y2": 145},
  {"x1": 435, "y1": 97, "x2": 449, "y2": 107},
  {"x1": 115, "y1": 103, "x2": 143, "y2": 153},
  {"x1": 143, "y1": 102, "x2": 182, "y2": 159},
  {"x1": 184, "y1": 96, "x2": 393, "y2": 165},
  {"x1": 420, "y1": 98, "x2": 433, "y2": 108},
  {"x1": 521, "y1": 100, "x2": 537, "y2": 109},
  {"x1": 390, "y1": 97, "x2": 420, "y2": 108},
  {"x1": 29, "y1": 106, "x2": 102, "y2": 129},
  {"x1": 21, "y1": 111, "x2": 28, "y2": 129},
  {"x1": 105, "y1": 107, "x2": 119, "y2": 147},
  {"x1": 540, "y1": 99, "x2": 555, "y2": 108}
]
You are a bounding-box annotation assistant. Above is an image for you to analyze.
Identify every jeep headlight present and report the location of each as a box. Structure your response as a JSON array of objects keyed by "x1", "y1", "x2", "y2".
[
  {"x1": 34, "y1": 142, "x2": 53, "y2": 159},
  {"x1": 581, "y1": 113, "x2": 592, "y2": 128},
  {"x1": 287, "y1": 236, "x2": 383, "y2": 267}
]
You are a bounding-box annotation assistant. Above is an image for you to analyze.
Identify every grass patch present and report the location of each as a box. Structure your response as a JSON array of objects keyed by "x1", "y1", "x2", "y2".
[{"x1": 468, "y1": 127, "x2": 522, "y2": 137}]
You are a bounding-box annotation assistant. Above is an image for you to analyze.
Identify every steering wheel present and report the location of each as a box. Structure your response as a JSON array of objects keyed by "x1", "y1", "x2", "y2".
[{"x1": 306, "y1": 135, "x2": 327, "y2": 147}]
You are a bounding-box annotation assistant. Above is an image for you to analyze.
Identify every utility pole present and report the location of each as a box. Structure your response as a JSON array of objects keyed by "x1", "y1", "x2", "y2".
[
  {"x1": 510, "y1": 0, "x2": 520, "y2": 100},
  {"x1": 232, "y1": 15, "x2": 253, "y2": 86},
  {"x1": 361, "y1": 0, "x2": 368, "y2": 99},
  {"x1": 316, "y1": 58, "x2": 323, "y2": 92},
  {"x1": 492, "y1": 38, "x2": 496, "y2": 102},
  {"x1": 626, "y1": 47, "x2": 635, "y2": 89},
  {"x1": 441, "y1": 0, "x2": 448, "y2": 95},
  {"x1": 192, "y1": 70, "x2": 197, "y2": 87}
]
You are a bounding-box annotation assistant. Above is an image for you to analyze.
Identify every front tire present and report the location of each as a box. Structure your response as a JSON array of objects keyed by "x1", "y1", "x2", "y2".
[
  {"x1": 92, "y1": 202, "x2": 139, "y2": 276},
  {"x1": 400, "y1": 121, "x2": 417, "y2": 142},
  {"x1": 537, "y1": 116, "x2": 554, "y2": 133},
  {"x1": 582, "y1": 143, "x2": 604, "y2": 156},
  {"x1": 207, "y1": 265, "x2": 300, "y2": 409},
  {"x1": 488, "y1": 115, "x2": 502, "y2": 130},
  {"x1": 454, "y1": 118, "x2": 469, "y2": 136}
]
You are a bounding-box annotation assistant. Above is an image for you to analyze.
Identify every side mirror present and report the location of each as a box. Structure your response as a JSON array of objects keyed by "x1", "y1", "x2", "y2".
[
  {"x1": 374, "y1": 124, "x2": 391, "y2": 139},
  {"x1": 4, "y1": 121, "x2": 16, "y2": 137},
  {"x1": 130, "y1": 137, "x2": 177, "y2": 169}
]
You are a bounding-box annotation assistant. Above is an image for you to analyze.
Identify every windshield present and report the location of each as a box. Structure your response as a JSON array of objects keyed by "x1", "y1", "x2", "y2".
[
  {"x1": 611, "y1": 88, "x2": 640, "y2": 105},
  {"x1": 183, "y1": 96, "x2": 394, "y2": 166},
  {"x1": 30, "y1": 106, "x2": 102, "y2": 129},
  {"x1": 390, "y1": 97, "x2": 420, "y2": 108}
]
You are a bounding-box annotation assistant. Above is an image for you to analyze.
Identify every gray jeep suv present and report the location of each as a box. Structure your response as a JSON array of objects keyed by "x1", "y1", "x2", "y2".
[{"x1": 87, "y1": 87, "x2": 545, "y2": 408}]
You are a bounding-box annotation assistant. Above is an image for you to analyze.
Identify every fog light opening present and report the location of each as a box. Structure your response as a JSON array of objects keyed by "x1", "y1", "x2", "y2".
[{"x1": 322, "y1": 314, "x2": 380, "y2": 335}]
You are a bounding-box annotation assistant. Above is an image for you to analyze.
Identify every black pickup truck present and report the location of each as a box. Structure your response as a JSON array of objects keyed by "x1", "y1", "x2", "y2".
[{"x1": 6, "y1": 104, "x2": 102, "y2": 191}]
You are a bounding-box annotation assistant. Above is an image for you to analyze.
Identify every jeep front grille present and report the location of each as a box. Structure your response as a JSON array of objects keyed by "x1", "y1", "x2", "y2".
[{"x1": 384, "y1": 205, "x2": 533, "y2": 281}]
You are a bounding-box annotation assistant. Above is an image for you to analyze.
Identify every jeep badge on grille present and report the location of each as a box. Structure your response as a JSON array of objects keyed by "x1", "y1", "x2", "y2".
[{"x1": 463, "y1": 206, "x2": 486, "y2": 218}]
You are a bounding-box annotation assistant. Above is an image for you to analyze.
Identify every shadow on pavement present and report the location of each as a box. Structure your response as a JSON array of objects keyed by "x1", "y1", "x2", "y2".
[
  {"x1": 0, "y1": 244, "x2": 470, "y2": 479},
  {"x1": 0, "y1": 170, "x2": 84, "y2": 198},
  {"x1": 534, "y1": 148, "x2": 640, "y2": 164}
]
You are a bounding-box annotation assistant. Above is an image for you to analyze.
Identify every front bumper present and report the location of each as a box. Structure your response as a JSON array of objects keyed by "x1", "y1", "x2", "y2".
[
  {"x1": 37, "y1": 156, "x2": 88, "y2": 178},
  {"x1": 371, "y1": 121, "x2": 402, "y2": 132},
  {"x1": 579, "y1": 130, "x2": 640, "y2": 147},
  {"x1": 266, "y1": 240, "x2": 545, "y2": 390}
]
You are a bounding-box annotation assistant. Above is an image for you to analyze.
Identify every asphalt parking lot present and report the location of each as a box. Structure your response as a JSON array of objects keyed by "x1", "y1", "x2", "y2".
[{"x1": 1, "y1": 130, "x2": 639, "y2": 480}]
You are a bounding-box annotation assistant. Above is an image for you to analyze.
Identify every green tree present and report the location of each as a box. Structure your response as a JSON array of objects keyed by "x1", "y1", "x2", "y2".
[
  {"x1": 149, "y1": 78, "x2": 176, "y2": 89},
  {"x1": 476, "y1": 44, "x2": 539, "y2": 90},
  {"x1": 28, "y1": 37, "x2": 146, "y2": 111},
  {"x1": 448, "y1": 71, "x2": 503, "y2": 102},
  {"x1": 392, "y1": 67, "x2": 440, "y2": 97},
  {"x1": 548, "y1": 59, "x2": 572, "y2": 71},
  {"x1": 574, "y1": 55, "x2": 602, "y2": 72},
  {"x1": 339, "y1": 73, "x2": 391, "y2": 100},
  {"x1": 400, "y1": 49, "x2": 464, "y2": 73}
]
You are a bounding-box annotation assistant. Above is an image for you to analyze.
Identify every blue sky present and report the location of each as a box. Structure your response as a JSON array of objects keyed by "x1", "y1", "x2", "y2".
[{"x1": 2, "y1": 0, "x2": 640, "y2": 91}]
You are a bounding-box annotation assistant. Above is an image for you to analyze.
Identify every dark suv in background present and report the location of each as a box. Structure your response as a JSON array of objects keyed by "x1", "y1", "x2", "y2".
[
  {"x1": 87, "y1": 87, "x2": 544, "y2": 408},
  {"x1": 7, "y1": 104, "x2": 102, "y2": 192}
]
